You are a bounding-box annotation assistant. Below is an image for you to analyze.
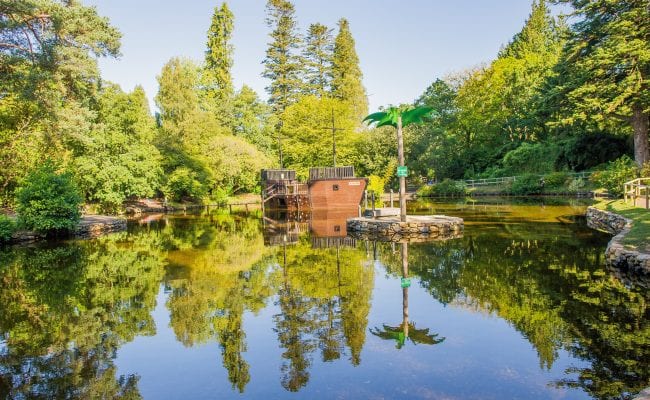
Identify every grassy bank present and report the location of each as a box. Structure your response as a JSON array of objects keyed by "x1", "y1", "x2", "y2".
[{"x1": 594, "y1": 200, "x2": 650, "y2": 252}]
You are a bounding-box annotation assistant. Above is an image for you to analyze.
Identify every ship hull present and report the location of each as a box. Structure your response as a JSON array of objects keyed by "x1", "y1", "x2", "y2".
[{"x1": 308, "y1": 178, "x2": 367, "y2": 210}]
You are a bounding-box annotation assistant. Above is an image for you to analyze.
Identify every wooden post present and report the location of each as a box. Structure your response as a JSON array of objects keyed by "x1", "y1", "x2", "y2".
[
  {"x1": 371, "y1": 192, "x2": 376, "y2": 214},
  {"x1": 390, "y1": 189, "x2": 394, "y2": 208},
  {"x1": 364, "y1": 190, "x2": 368, "y2": 210},
  {"x1": 397, "y1": 115, "x2": 407, "y2": 222}
]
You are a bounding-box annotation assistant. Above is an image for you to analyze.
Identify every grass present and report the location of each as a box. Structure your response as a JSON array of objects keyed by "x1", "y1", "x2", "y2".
[{"x1": 594, "y1": 199, "x2": 650, "y2": 251}]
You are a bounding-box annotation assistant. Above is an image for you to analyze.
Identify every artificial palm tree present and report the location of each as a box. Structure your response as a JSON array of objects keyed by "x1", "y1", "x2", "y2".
[{"x1": 363, "y1": 106, "x2": 433, "y2": 221}]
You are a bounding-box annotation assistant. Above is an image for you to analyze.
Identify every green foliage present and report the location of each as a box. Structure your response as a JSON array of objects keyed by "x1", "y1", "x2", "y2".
[
  {"x1": 543, "y1": 172, "x2": 569, "y2": 188},
  {"x1": 590, "y1": 156, "x2": 638, "y2": 197},
  {"x1": 15, "y1": 162, "x2": 82, "y2": 233},
  {"x1": 502, "y1": 142, "x2": 556, "y2": 174},
  {"x1": 204, "y1": 2, "x2": 235, "y2": 102},
  {"x1": 262, "y1": 0, "x2": 304, "y2": 113},
  {"x1": 232, "y1": 85, "x2": 276, "y2": 155},
  {"x1": 302, "y1": 23, "x2": 334, "y2": 97},
  {"x1": 0, "y1": 215, "x2": 16, "y2": 243},
  {"x1": 551, "y1": 0, "x2": 650, "y2": 166},
  {"x1": 163, "y1": 167, "x2": 208, "y2": 202},
  {"x1": 510, "y1": 173, "x2": 544, "y2": 195},
  {"x1": 554, "y1": 133, "x2": 631, "y2": 171},
  {"x1": 73, "y1": 84, "x2": 162, "y2": 211},
  {"x1": 0, "y1": 0, "x2": 121, "y2": 203},
  {"x1": 331, "y1": 18, "x2": 367, "y2": 121},
  {"x1": 280, "y1": 96, "x2": 359, "y2": 177},
  {"x1": 417, "y1": 179, "x2": 466, "y2": 197}
]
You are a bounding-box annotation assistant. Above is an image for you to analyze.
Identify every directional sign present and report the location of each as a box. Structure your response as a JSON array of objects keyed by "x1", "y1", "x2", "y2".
[{"x1": 397, "y1": 166, "x2": 408, "y2": 177}]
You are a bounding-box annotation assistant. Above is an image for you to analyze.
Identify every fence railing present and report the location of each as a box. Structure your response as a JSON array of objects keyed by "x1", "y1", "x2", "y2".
[
  {"x1": 309, "y1": 166, "x2": 355, "y2": 181},
  {"x1": 624, "y1": 177, "x2": 650, "y2": 209},
  {"x1": 463, "y1": 171, "x2": 592, "y2": 187}
]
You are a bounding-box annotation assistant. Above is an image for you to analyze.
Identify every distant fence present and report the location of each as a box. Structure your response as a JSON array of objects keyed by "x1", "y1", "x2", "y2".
[{"x1": 462, "y1": 171, "x2": 592, "y2": 187}]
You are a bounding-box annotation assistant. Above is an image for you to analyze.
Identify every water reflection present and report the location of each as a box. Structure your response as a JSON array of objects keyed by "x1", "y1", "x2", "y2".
[
  {"x1": 0, "y1": 201, "x2": 647, "y2": 399},
  {"x1": 370, "y1": 243, "x2": 445, "y2": 349}
]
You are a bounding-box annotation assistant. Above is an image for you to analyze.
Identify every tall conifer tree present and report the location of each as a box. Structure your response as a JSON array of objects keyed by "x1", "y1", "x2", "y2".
[
  {"x1": 203, "y1": 2, "x2": 235, "y2": 124},
  {"x1": 553, "y1": 0, "x2": 649, "y2": 166},
  {"x1": 262, "y1": 0, "x2": 304, "y2": 114},
  {"x1": 302, "y1": 23, "x2": 333, "y2": 97},
  {"x1": 331, "y1": 18, "x2": 368, "y2": 121}
]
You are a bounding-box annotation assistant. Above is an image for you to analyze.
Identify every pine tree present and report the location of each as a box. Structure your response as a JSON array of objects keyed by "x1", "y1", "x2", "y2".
[
  {"x1": 203, "y1": 2, "x2": 235, "y2": 124},
  {"x1": 331, "y1": 18, "x2": 367, "y2": 122},
  {"x1": 302, "y1": 23, "x2": 333, "y2": 97},
  {"x1": 553, "y1": 0, "x2": 649, "y2": 166},
  {"x1": 262, "y1": 0, "x2": 304, "y2": 114}
]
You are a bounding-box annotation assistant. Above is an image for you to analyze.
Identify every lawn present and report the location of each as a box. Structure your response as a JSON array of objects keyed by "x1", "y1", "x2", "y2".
[{"x1": 594, "y1": 199, "x2": 650, "y2": 252}]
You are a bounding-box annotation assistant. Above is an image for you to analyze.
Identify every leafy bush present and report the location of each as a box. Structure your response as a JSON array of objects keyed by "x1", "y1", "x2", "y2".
[
  {"x1": 590, "y1": 156, "x2": 638, "y2": 197},
  {"x1": 0, "y1": 215, "x2": 16, "y2": 243},
  {"x1": 502, "y1": 143, "x2": 557, "y2": 174},
  {"x1": 510, "y1": 174, "x2": 544, "y2": 195},
  {"x1": 641, "y1": 161, "x2": 650, "y2": 178},
  {"x1": 15, "y1": 162, "x2": 82, "y2": 233},
  {"x1": 418, "y1": 179, "x2": 466, "y2": 197},
  {"x1": 163, "y1": 167, "x2": 208, "y2": 202},
  {"x1": 544, "y1": 172, "x2": 570, "y2": 188},
  {"x1": 567, "y1": 178, "x2": 586, "y2": 193},
  {"x1": 367, "y1": 175, "x2": 385, "y2": 206}
]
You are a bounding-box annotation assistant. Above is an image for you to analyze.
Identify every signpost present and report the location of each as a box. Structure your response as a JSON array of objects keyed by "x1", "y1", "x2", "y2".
[{"x1": 397, "y1": 166, "x2": 408, "y2": 177}]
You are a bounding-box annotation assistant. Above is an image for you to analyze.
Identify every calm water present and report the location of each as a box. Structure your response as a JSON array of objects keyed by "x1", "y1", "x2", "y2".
[{"x1": 1, "y1": 199, "x2": 648, "y2": 399}]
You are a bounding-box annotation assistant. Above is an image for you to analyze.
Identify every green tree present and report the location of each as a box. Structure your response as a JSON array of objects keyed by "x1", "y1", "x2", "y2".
[
  {"x1": 73, "y1": 84, "x2": 162, "y2": 211},
  {"x1": 262, "y1": 0, "x2": 304, "y2": 114},
  {"x1": 15, "y1": 162, "x2": 82, "y2": 234},
  {"x1": 331, "y1": 18, "x2": 367, "y2": 122},
  {"x1": 0, "y1": 0, "x2": 121, "y2": 203},
  {"x1": 280, "y1": 96, "x2": 360, "y2": 178},
  {"x1": 302, "y1": 23, "x2": 333, "y2": 97},
  {"x1": 232, "y1": 85, "x2": 277, "y2": 155},
  {"x1": 202, "y1": 2, "x2": 235, "y2": 125},
  {"x1": 551, "y1": 0, "x2": 649, "y2": 167}
]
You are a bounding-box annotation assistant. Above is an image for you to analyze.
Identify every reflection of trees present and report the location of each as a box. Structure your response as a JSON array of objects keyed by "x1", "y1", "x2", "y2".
[
  {"x1": 380, "y1": 222, "x2": 649, "y2": 399},
  {"x1": 271, "y1": 237, "x2": 374, "y2": 391},
  {"x1": 0, "y1": 231, "x2": 166, "y2": 399},
  {"x1": 163, "y1": 213, "x2": 272, "y2": 393}
]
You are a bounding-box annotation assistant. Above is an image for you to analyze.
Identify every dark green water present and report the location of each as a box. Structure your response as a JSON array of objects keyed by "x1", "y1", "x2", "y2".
[{"x1": 0, "y1": 199, "x2": 648, "y2": 399}]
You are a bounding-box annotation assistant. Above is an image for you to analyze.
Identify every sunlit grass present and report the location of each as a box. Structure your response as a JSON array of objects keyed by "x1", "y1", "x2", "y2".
[{"x1": 594, "y1": 199, "x2": 650, "y2": 251}]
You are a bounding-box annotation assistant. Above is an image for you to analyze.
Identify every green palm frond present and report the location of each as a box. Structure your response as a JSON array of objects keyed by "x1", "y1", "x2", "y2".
[{"x1": 364, "y1": 106, "x2": 434, "y2": 128}]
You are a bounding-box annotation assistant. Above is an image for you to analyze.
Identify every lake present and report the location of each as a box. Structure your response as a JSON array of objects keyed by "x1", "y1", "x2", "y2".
[{"x1": 0, "y1": 198, "x2": 648, "y2": 399}]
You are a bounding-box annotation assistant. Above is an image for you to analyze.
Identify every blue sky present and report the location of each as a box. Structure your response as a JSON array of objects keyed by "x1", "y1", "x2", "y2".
[{"x1": 86, "y1": 0, "x2": 555, "y2": 112}]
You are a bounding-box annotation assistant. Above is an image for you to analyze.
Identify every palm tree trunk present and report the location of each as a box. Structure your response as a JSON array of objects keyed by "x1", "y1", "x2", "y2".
[{"x1": 397, "y1": 115, "x2": 407, "y2": 222}]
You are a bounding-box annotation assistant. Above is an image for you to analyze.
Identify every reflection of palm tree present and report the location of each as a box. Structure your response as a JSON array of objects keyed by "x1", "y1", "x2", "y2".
[
  {"x1": 370, "y1": 243, "x2": 445, "y2": 349},
  {"x1": 370, "y1": 321, "x2": 445, "y2": 349}
]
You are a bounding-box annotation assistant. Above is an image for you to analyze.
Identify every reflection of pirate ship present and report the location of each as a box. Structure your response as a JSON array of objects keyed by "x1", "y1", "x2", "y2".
[{"x1": 262, "y1": 206, "x2": 359, "y2": 249}]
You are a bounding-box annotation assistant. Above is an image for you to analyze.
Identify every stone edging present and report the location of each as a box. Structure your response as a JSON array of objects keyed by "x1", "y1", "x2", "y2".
[
  {"x1": 585, "y1": 206, "x2": 650, "y2": 275},
  {"x1": 10, "y1": 215, "x2": 127, "y2": 243},
  {"x1": 347, "y1": 215, "x2": 464, "y2": 243}
]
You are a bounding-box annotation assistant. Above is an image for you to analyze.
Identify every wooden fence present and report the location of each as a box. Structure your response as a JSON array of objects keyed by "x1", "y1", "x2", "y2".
[
  {"x1": 624, "y1": 177, "x2": 650, "y2": 209},
  {"x1": 463, "y1": 171, "x2": 592, "y2": 187}
]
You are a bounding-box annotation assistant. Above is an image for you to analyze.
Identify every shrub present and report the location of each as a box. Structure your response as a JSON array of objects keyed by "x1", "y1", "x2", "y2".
[
  {"x1": 163, "y1": 167, "x2": 208, "y2": 202},
  {"x1": 510, "y1": 174, "x2": 544, "y2": 195},
  {"x1": 544, "y1": 172, "x2": 570, "y2": 188},
  {"x1": 0, "y1": 215, "x2": 16, "y2": 243},
  {"x1": 502, "y1": 143, "x2": 557, "y2": 174},
  {"x1": 15, "y1": 162, "x2": 82, "y2": 233},
  {"x1": 567, "y1": 178, "x2": 586, "y2": 193},
  {"x1": 367, "y1": 175, "x2": 385, "y2": 206},
  {"x1": 418, "y1": 179, "x2": 466, "y2": 197},
  {"x1": 641, "y1": 161, "x2": 650, "y2": 178},
  {"x1": 590, "y1": 156, "x2": 638, "y2": 197}
]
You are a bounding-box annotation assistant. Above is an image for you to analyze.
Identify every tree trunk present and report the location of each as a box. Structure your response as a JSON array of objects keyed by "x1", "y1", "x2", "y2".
[
  {"x1": 397, "y1": 116, "x2": 407, "y2": 222},
  {"x1": 632, "y1": 104, "x2": 649, "y2": 168}
]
